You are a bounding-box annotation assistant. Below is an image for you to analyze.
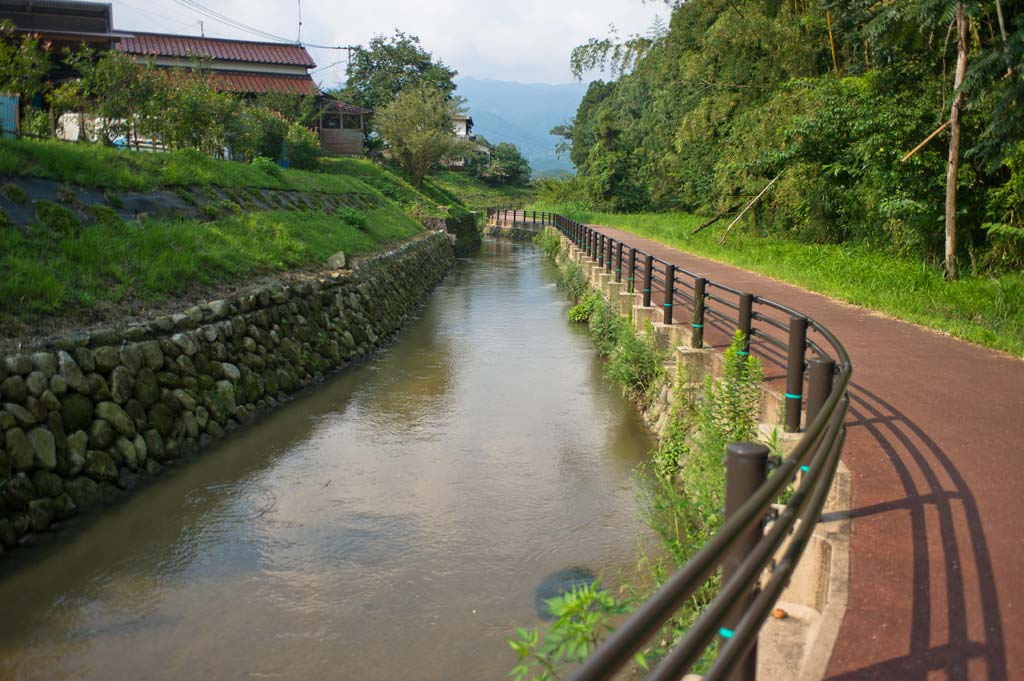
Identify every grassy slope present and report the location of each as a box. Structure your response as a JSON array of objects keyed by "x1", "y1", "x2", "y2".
[
  {"x1": 0, "y1": 140, "x2": 431, "y2": 324},
  {"x1": 535, "y1": 204, "x2": 1024, "y2": 357},
  {"x1": 1, "y1": 206, "x2": 422, "y2": 319},
  {"x1": 0, "y1": 138, "x2": 371, "y2": 196},
  {"x1": 0, "y1": 138, "x2": 535, "y2": 327},
  {"x1": 425, "y1": 169, "x2": 535, "y2": 210},
  {"x1": 321, "y1": 158, "x2": 536, "y2": 213}
]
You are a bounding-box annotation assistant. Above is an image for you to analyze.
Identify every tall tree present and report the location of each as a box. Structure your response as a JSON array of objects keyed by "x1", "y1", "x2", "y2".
[
  {"x1": 375, "y1": 83, "x2": 459, "y2": 187},
  {"x1": 342, "y1": 31, "x2": 457, "y2": 114},
  {"x1": 944, "y1": 1, "x2": 968, "y2": 280}
]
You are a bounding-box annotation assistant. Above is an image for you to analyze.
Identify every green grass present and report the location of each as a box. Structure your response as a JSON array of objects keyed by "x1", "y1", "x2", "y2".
[
  {"x1": 535, "y1": 203, "x2": 1024, "y2": 357},
  {"x1": 320, "y1": 157, "x2": 448, "y2": 217},
  {"x1": 426, "y1": 169, "x2": 535, "y2": 210},
  {"x1": 0, "y1": 137, "x2": 373, "y2": 197},
  {"x1": 0, "y1": 205, "x2": 422, "y2": 320}
]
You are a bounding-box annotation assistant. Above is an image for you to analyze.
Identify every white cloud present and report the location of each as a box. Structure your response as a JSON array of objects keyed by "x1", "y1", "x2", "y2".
[{"x1": 109, "y1": 0, "x2": 666, "y2": 86}]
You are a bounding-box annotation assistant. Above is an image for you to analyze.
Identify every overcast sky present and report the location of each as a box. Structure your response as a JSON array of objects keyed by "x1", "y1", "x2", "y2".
[{"x1": 108, "y1": 0, "x2": 667, "y2": 88}]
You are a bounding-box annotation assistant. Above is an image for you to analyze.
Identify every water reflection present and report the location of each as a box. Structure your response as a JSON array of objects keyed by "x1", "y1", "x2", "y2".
[{"x1": 0, "y1": 239, "x2": 656, "y2": 681}]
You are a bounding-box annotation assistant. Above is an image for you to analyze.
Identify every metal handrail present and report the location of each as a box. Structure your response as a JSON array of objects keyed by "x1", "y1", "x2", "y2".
[{"x1": 511, "y1": 213, "x2": 853, "y2": 681}]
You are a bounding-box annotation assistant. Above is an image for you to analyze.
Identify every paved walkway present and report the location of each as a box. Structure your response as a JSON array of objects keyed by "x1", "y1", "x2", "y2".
[{"x1": 589, "y1": 225, "x2": 1024, "y2": 681}]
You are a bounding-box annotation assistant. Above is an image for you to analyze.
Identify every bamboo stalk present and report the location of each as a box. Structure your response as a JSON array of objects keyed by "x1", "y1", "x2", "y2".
[
  {"x1": 692, "y1": 208, "x2": 737, "y2": 235},
  {"x1": 719, "y1": 173, "x2": 783, "y2": 245},
  {"x1": 901, "y1": 120, "x2": 951, "y2": 162},
  {"x1": 826, "y1": 11, "x2": 840, "y2": 77}
]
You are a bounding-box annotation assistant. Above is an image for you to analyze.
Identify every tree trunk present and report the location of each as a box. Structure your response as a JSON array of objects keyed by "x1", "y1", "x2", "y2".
[{"x1": 944, "y1": 1, "x2": 968, "y2": 281}]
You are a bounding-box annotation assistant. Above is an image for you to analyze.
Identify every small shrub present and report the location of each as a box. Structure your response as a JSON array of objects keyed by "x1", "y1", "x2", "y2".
[
  {"x1": 284, "y1": 123, "x2": 321, "y2": 170},
  {"x1": 606, "y1": 319, "x2": 666, "y2": 406},
  {"x1": 0, "y1": 209, "x2": 12, "y2": 229},
  {"x1": 56, "y1": 185, "x2": 78, "y2": 205},
  {"x1": 252, "y1": 156, "x2": 283, "y2": 178},
  {"x1": 557, "y1": 259, "x2": 589, "y2": 302},
  {"x1": 104, "y1": 191, "x2": 124, "y2": 209},
  {"x1": 588, "y1": 296, "x2": 625, "y2": 356},
  {"x1": 199, "y1": 203, "x2": 220, "y2": 220},
  {"x1": 568, "y1": 290, "x2": 600, "y2": 323},
  {"x1": 88, "y1": 204, "x2": 123, "y2": 226},
  {"x1": 337, "y1": 207, "x2": 368, "y2": 230},
  {"x1": 1, "y1": 183, "x2": 28, "y2": 204},
  {"x1": 35, "y1": 200, "x2": 80, "y2": 236},
  {"x1": 532, "y1": 226, "x2": 562, "y2": 258}
]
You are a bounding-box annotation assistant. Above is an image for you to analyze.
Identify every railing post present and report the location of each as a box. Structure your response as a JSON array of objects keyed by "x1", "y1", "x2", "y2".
[
  {"x1": 805, "y1": 357, "x2": 836, "y2": 426},
  {"x1": 692, "y1": 277, "x2": 706, "y2": 348},
  {"x1": 614, "y1": 242, "x2": 623, "y2": 283},
  {"x1": 663, "y1": 263, "x2": 675, "y2": 324},
  {"x1": 785, "y1": 316, "x2": 809, "y2": 433},
  {"x1": 605, "y1": 238, "x2": 613, "y2": 273},
  {"x1": 738, "y1": 293, "x2": 753, "y2": 356},
  {"x1": 598, "y1": 235, "x2": 605, "y2": 266},
  {"x1": 627, "y1": 248, "x2": 637, "y2": 293},
  {"x1": 721, "y1": 442, "x2": 769, "y2": 681},
  {"x1": 642, "y1": 255, "x2": 653, "y2": 307}
]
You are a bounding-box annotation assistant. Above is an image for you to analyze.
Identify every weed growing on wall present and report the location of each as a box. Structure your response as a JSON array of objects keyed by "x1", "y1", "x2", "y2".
[{"x1": 532, "y1": 226, "x2": 563, "y2": 259}]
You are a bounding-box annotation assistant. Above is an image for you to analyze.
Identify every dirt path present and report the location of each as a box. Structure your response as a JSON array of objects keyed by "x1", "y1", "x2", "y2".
[{"x1": 589, "y1": 224, "x2": 1024, "y2": 681}]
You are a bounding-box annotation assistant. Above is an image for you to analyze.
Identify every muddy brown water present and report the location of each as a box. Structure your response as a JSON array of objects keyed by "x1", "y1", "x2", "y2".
[{"x1": 0, "y1": 239, "x2": 656, "y2": 681}]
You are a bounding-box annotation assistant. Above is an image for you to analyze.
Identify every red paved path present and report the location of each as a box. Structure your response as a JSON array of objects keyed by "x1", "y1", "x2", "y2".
[{"x1": 588, "y1": 225, "x2": 1024, "y2": 681}]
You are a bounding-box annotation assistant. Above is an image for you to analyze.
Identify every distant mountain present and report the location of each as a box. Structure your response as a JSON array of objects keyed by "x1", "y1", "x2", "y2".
[{"x1": 455, "y1": 77, "x2": 588, "y2": 177}]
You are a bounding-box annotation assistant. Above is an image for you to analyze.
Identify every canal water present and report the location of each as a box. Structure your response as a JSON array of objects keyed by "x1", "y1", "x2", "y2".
[{"x1": 0, "y1": 239, "x2": 656, "y2": 681}]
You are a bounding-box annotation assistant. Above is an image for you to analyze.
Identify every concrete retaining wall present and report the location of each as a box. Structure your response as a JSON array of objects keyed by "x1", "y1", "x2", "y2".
[{"x1": 0, "y1": 232, "x2": 455, "y2": 555}]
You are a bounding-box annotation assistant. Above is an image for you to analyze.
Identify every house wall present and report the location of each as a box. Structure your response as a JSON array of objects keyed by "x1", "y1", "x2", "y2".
[{"x1": 320, "y1": 128, "x2": 363, "y2": 156}]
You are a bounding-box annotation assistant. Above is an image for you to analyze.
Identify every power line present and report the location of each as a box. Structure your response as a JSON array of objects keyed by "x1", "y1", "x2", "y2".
[
  {"x1": 168, "y1": 0, "x2": 295, "y2": 43},
  {"x1": 163, "y1": 0, "x2": 360, "y2": 54},
  {"x1": 112, "y1": 0, "x2": 202, "y2": 30}
]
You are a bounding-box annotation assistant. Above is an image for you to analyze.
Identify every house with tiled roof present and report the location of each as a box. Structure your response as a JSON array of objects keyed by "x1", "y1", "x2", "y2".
[{"x1": 116, "y1": 32, "x2": 369, "y2": 156}]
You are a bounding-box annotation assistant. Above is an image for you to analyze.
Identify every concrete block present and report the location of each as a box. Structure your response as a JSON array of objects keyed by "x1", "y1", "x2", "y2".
[
  {"x1": 760, "y1": 386, "x2": 786, "y2": 426},
  {"x1": 757, "y1": 423, "x2": 801, "y2": 457},
  {"x1": 758, "y1": 460, "x2": 852, "y2": 681}
]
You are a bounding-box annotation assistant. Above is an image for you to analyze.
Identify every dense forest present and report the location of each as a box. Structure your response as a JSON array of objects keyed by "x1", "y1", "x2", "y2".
[{"x1": 549, "y1": 0, "x2": 1023, "y2": 277}]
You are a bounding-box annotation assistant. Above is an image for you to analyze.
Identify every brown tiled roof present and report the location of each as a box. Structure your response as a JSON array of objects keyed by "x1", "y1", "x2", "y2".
[
  {"x1": 117, "y1": 32, "x2": 316, "y2": 68},
  {"x1": 204, "y1": 71, "x2": 320, "y2": 95},
  {"x1": 321, "y1": 98, "x2": 372, "y2": 115}
]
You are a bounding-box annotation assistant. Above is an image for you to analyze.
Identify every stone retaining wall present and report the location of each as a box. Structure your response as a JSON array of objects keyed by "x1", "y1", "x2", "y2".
[{"x1": 0, "y1": 232, "x2": 455, "y2": 556}]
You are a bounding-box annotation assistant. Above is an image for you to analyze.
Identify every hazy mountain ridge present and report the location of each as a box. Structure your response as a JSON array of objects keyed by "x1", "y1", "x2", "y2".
[{"x1": 455, "y1": 76, "x2": 588, "y2": 176}]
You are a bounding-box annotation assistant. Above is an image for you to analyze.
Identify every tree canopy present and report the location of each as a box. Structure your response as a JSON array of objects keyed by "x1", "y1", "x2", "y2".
[
  {"x1": 553, "y1": 0, "x2": 1024, "y2": 274},
  {"x1": 375, "y1": 83, "x2": 459, "y2": 187},
  {"x1": 342, "y1": 31, "x2": 458, "y2": 113}
]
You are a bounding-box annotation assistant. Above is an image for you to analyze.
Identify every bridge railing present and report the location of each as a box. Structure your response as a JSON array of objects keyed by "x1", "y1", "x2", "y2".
[
  {"x1": 527, "y1": 213, "x2": 852, "y2": 681},
  {"x1": 486, "y1": 208, "x2": 557, "y2": 227}
]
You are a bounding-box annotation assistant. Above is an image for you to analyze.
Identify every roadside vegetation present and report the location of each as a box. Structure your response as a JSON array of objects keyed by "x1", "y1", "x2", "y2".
[
  {"x1": 534, "y1": 204, "x2": 1024, "y2": 356},
  {"x1": 513, "y1": 230, "x2": 769, "y2": 678},
  {"x1": 536, "y1": 0, "x2": 1024, "y2": 358}
]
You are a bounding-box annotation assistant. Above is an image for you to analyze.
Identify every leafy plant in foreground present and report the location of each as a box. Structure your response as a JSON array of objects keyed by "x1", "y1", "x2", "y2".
[{"x1": 509, "y1": 581, "x2": 628, "y2": 681}]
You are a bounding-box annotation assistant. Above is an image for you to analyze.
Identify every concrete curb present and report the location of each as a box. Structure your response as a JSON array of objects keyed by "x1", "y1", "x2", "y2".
[{"x1": 759, "y1": 460, "x2": 852, "y2": 681}]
